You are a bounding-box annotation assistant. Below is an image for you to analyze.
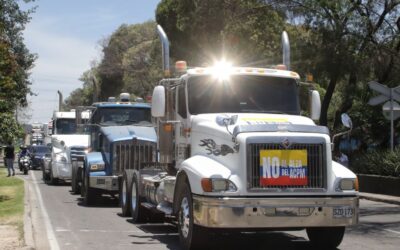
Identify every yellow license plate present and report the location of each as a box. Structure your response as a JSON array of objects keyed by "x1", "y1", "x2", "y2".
[{"x1": 259, "y1": 149, "x2": 308, "y2": 186}]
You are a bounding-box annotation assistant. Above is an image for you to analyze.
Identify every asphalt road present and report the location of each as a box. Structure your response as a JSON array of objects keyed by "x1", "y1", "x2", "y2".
[{"x1": 22, "y1": 169, "x2": 400, "y2": 250}]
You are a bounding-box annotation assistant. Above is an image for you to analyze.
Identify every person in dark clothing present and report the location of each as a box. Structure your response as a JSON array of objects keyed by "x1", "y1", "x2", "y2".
[{"x1": 4, "y1": 141, "x2": 15, "y2": 177}]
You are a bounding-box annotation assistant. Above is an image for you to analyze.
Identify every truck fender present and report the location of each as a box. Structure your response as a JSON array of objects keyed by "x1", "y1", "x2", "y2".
[
  {"x1": 84, "y1": 152, "x2": 105, "y2": 177},
  {"x1": 332, "y1": 161, "x2": 357, "y2": 191},
  {"x1": 176, "y1": 155, "x2": 232, "y2": 196}
]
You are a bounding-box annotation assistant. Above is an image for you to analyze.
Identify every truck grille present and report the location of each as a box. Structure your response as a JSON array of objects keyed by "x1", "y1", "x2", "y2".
[
  {"x1": 114, "y1": 141, "x2": 156, "y2": 175},
  {"x1": 247, "y1": 142, "x2": 326, "y2": 191},
  {"x1": 70, "y1": 146, "x2": 87, "y2": 161}
]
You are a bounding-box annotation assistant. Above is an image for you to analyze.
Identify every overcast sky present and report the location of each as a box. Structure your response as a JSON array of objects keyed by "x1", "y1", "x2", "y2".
[{"x1": 22, "y1": 0, "x2": 160, "y2": 123}]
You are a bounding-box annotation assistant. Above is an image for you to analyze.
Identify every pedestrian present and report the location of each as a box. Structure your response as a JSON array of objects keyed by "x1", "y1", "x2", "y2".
[{"x1": 4, "y1": 141, "x2": 15, "y2": 177}]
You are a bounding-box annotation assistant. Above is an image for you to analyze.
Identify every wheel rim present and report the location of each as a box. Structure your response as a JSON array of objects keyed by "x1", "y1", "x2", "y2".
[
  {"x1": 179, "y1": 197, "x2": 190, "y2": 238},
  {"x1": 122, "y1": 178, "x2": 127, "y2": 206},
  {"x1": 131, "y1": 180, "x2": 137, "y2": 213}
]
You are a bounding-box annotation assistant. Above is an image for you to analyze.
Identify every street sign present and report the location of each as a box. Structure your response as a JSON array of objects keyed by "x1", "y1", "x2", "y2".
[
  {"x1": 368, "y1": 81, "x2": 400, "y2": 102},
  {"x1": 368, "y1": 94, "x2": 389, "y2": 106},
  {"x1": 382, "y1": 101, "x2": 400, "y2": 120},
  {"x1": 368, "y1": 81, "x2": 400, "y2": 151}
]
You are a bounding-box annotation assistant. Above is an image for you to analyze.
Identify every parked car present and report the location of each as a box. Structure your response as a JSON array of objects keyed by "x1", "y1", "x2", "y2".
[
  {"x1": 41, "y1": 152, "x2": 52, "y2": 181},
  {"x1": 30, "y1": 145, "x2": 51, "y2": 170}
]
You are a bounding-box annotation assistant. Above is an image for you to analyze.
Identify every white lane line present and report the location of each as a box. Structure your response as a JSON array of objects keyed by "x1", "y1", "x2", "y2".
[
  {"x1": 31, "y1": 171, "x2": 61, "y2": 250},
  {"x1": 384, "y1": 229, "x2": 400, "y2": 236}
]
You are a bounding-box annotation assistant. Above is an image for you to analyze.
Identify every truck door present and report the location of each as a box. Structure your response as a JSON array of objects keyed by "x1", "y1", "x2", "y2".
[{"x1": 175, "y1": 82, "x2": 190, "y2": 166}]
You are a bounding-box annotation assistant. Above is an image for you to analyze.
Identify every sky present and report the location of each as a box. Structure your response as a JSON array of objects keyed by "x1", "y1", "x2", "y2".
[{"x1": 21, "y1": 0, "x2": 160, "y2": 123}]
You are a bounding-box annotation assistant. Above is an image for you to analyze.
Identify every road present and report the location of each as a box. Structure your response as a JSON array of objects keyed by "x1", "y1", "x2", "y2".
[{"x1": 22, "y1": 169, "x2": 400, "y2": 250}]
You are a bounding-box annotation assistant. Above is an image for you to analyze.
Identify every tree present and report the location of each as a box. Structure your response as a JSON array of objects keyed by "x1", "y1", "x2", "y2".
[
  {"x1": 97, "y1": 21, "x2": 160, "y2": 100},
  {"x1": 0, "y1": 0, "x2": 36, "y2": 142}
]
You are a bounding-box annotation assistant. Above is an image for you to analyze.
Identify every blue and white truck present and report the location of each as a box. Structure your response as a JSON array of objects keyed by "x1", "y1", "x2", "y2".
[{"x1": 77, "y1": 98, "x2": 156, "y2": 206}]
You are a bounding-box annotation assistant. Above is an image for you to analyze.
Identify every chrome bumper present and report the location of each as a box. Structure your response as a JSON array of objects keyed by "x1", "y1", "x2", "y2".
[
  {"x1": 193, "y1": 195, "x2": 358, "y2": 228},
  {"x1": 89, "y1": 176, "x2": 119, "y2": 191}
]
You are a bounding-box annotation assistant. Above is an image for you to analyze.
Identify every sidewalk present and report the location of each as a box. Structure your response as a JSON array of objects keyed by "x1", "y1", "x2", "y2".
[{"x1": 359, "y1": 192, "x2": 400, "y2": 205}]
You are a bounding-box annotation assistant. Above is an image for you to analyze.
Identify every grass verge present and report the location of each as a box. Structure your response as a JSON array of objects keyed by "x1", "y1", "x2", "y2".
[{"x1": 0, "y1": 167, "x2": 24, "y2": 238}]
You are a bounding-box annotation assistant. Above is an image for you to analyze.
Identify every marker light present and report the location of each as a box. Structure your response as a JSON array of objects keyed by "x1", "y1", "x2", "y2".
[
  {"x1": 175, "y1": 61, "x2": 187, "y2": 73},
  {"x1": 212, "y1": 60, "x2": 233, "y2": 81}
]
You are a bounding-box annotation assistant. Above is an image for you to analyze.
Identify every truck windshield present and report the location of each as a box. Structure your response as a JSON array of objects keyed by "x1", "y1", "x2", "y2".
[
  {"x1": 55, "y1": 119, "x2": 76, "y2": 134},
  {"x1": 91, "y1": 107, "x2": 151, "y2": 126},
  {"x1": 188, "y1": 75, "x2": 300, "y2": 115}
]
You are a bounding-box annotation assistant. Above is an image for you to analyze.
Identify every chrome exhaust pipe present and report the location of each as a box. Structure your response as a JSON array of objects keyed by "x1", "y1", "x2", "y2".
[
  {"x1": 156, "y1": 25, "x2": 170, "y2": 77},
  {"x1": 282, "y1": 31, "x2": 290, "y2": 70}
]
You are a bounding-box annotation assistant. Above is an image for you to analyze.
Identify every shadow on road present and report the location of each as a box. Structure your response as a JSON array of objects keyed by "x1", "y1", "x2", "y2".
[
  {"x1": 76, "y1": 195, "x2": 119, "y2": 208},
  {"x1": 125, "y1": 223, "x2": 331, "y2": 250}
]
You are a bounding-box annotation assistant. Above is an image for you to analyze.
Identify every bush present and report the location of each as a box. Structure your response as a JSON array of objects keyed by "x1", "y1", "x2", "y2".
[{"x1": 351, "y1": 148, "x2": 400, "y2": 177}]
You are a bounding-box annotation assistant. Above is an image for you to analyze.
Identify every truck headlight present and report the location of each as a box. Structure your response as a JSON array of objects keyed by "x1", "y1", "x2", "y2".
[
  {"x1": 338, "y1": 178, "x2": 358, "y2": 191},
  {"x1": 201, "y1": 178, "x2": 237, "y2": 192},
  {"x1": 90, "y1": 164, "x2": 105, "y2": 171}
]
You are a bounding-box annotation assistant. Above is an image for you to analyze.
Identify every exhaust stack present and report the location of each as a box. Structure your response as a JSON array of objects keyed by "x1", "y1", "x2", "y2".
[
  {"x1": 156, "y1": 25, "x2": 170, "y2": 77},
  {"x1": 282, "y1": 31, "x2": 290, "y2": 70}
]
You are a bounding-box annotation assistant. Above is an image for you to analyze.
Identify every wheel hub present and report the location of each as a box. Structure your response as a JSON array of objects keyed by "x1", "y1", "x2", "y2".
[
  {"x1": 131, "y1": 181, "x2": 137, "y2": 212},
  {"x1": 122, "y1": 179, "x2": 127, "y2": 206},
  {"x1": 179, "y1": 197, "x2": 190, "y2": 238}
]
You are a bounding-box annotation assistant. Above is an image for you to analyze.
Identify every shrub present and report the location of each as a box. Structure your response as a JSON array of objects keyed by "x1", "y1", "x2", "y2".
[{"x1": 351, "y1": 148, "x2": 400, "y2": 177}]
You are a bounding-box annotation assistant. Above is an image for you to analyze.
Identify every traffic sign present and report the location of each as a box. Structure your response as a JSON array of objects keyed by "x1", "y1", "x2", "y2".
[
  {"x1": 368, "y1": 81, "x2": 400, "y2": 151},
  {"x1": 368, "y1": 94, "x2": 389, "y2": 106},
  {"x1": 382, "y1": 101, "x2": 400, "y2": 120},
  {"x1": 368, "y1": 81, "x2": 400, "y2": 102}
]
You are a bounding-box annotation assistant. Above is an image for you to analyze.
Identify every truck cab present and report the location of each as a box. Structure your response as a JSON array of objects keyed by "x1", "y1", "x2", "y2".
[
  {"x1": 45, "y1": 111, "x2": 90, "y2": 184},
  {"x1": 115, "y1": 25, "x2": 359, "y2": 250}
]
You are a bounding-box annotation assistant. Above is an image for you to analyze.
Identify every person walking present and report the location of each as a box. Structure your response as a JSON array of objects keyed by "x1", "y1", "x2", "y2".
[{"x1": 4, "y1": 141, "x2": 15, "y2": 177}]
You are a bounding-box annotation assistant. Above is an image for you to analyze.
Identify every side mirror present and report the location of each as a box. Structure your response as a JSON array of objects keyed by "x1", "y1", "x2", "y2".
[
  {"x1": 151, "y1": 85, "x2": 166, "y2": 117},
  {"x1": 310, "y1": 90, "x2": 321, "y2": 121},
  {"x1": 341, "y1": 113, "x2": 352, "y2": 129}
]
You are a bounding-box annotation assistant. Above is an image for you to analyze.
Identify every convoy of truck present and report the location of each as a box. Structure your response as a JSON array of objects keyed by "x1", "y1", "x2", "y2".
[{"x1": 35, "y1": 25, "x2": 359, "y2": 250}]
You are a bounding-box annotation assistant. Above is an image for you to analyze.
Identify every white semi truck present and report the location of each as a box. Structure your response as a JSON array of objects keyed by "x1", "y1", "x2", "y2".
[
  {"x1": 114, "y1": 25, "x2": 359, "y2": 250},
  {"x1": 44, "y1": 111, "x2": 90, "y2": 184}
]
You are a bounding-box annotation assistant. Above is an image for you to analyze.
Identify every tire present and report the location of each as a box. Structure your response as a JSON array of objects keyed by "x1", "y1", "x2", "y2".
[
  {"x1": 71, "y1": 162, "x2": 81, "y2": 194},
  {"x1": 306, "y1": 227, "x2": 345, "y2": 249},
  {"x1": 120, "y1": 172, "x2": 132, "y2": 217},
  {"x1": 49, "y1": 166, "x2": 58, "y2": 185},
  {"x1": 81, "y1": 172, "x2": 98, "y2": 206},
  {"x1": 130, "y1": 174, "x2": 147, "y2": 223},
  {"x1": 177, "y1": 181, "x2": 206, "y2": 250},
  {"x1": 23, "y1": 167, "x2": 28, "y2": 175}
]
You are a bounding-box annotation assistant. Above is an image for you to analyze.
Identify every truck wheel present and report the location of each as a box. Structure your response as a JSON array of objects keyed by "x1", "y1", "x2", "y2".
[
  {"x1": 120, "y1": 172, "x2": 132, "y2": 217},
  {"x1": 130, "y1": 174, "x2": 147, "y2": 223},
  {"x1": 71, "y1": 162, "x2": 81, "y2": 194},
  {"x1": 177, "y1": 182, "x2": 206, "y2": 250},
  {"x1": 82, "y1": 173, "x2": 98, "y2": 206},
  {"x1": 306, "y1": 227, "x2": 345, "y2": 249}
]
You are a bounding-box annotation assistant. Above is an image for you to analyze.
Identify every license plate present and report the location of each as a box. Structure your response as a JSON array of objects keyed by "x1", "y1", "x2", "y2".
[{"x1": 333, "y1": 206, "x2": 353, "y2": 218}]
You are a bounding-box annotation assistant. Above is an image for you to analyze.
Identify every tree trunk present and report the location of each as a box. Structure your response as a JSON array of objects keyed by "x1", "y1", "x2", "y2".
[{"x1": 319, "y1": 74, "x2": 338, "y2": 126}]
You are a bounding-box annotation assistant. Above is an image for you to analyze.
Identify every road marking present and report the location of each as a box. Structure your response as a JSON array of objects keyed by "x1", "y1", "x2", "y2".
[
  {"x1": 31, "y1": 171, "x2": 61, "y2": 250},
  {"x1": 384, "y1": 229, "x2": 400, "y2": 236}
]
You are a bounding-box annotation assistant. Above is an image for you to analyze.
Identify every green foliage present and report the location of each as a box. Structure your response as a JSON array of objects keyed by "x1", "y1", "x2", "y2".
[
  {"x1": 351, "y1": 149, "x2": 400, "y2": 177},
  {"x1": 97, "y1": 21, "x2": 160, "y2": 100},
  {"x1": 0, "y1": 113, "x2": 24, "y2": 143}
]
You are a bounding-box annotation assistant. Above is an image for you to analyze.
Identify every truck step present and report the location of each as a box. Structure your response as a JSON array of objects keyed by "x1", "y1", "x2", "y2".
[{"x1": 141, "y1": 202, "x2": 156, "y2": 210}]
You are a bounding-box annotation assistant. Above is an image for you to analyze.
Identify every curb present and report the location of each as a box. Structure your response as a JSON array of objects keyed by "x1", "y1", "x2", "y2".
[
  {"x1": 359, "y1": 193, "x2": 400, "y2": 206},
  {"x1": 19, "y1": 175, "x2": 36, "y2": 250}
]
